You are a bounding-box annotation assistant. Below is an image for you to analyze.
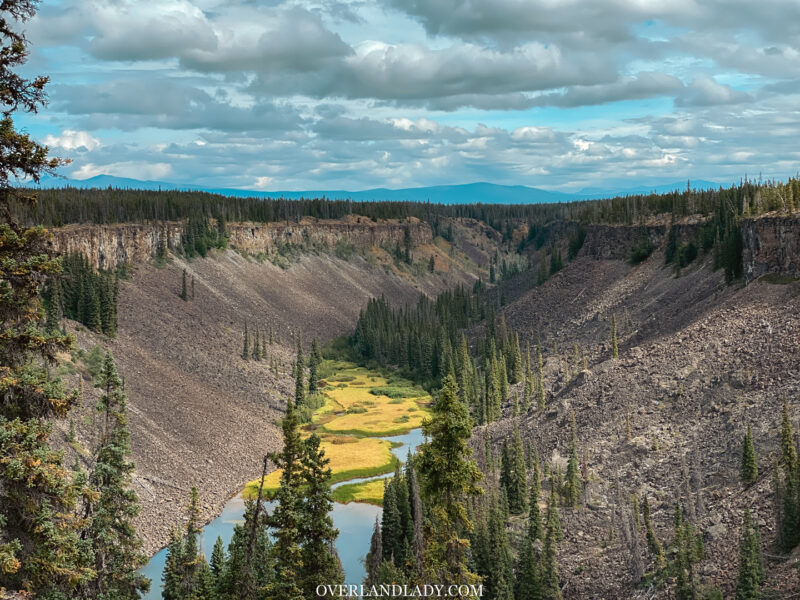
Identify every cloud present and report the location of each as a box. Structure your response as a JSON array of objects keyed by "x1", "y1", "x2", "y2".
[
  {"x1": 87, "y1": 0, "x2": 218, "y2": 61},
  {"x1": 43, "y1": 130, "x2": 102, "y2": 151},
  {"x1": 531, "y1": 72, "x2": 684, "y2": 107},
  {"x1": 52, "y1": 79, "x2": 306, "y2": 132},
  {"x1": 247, "y1": 40, "x2": 616, "y2": 109},
  {"x1": 23, "y1": 0, "x2": 800, "y2": 192},
  {"x1": 675, "y1": 76, "x2": 753, "y2": 107},
  {"x1": 73, "y1": 161, "x2": 173, "y2": 180},
  {"x1": 179, "y1": 6, "x2": 352, "y2": 73}
]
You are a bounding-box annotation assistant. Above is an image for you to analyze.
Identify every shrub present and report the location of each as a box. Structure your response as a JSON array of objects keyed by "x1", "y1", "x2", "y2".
[
  {"x1": 369, "y1": 385, "x2": 424, "y2": 399},
  {"x1": 630, "y1": 236, "x2": 654, "y2": 264}
]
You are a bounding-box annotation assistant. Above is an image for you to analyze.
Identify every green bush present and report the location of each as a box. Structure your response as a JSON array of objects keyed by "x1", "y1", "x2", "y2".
[
  {"x1": 676, "y1": 241, "x2": 698, "y2": 268},
  {"x1": 630, "y1": 236, "x2": 654, "y2": 264},
  {"x1": 84, "y1": 344, "x2": 105, "y2": 380},
  {"x1": 369, "y1": 385, "x2": 424, "y2": 399}
]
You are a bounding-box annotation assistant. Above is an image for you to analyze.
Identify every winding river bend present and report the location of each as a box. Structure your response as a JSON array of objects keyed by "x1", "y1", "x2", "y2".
[{"x1": 139, "y1": 363, "x2": 428, "y2": 599}]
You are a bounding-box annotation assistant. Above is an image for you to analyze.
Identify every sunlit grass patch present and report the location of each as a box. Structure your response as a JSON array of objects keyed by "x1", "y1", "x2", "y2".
[
  {"x1": 332, "y1": 478, "x2": 388, "y2": 506},
  {"x1": 243, "y1": 435, "x2": 398, "y2": 499}
]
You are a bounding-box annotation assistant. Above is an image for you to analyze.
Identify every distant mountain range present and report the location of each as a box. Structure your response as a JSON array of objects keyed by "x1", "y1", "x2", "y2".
[{"x1": 32, "y1": 174, "x2": 725, "y2": 205}]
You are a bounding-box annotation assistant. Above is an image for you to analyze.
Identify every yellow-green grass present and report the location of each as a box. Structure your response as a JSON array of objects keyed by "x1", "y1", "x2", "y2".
[
  {"x1": 312, "y1": 364, "x2": 431, "y2": 437},
  {"x1": 243, "y1": 361, "x2": 429, "y2": 500},
  {"x1": 332, "y1": 478, "x2": 389, "y2": 506},
  {"x1": 243, "y1": 434, "x2": 398, "y2": 499}
]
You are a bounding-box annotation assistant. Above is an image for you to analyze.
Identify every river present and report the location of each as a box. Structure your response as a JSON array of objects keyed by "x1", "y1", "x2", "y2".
[{"x1": 139, "y1": 427, "x2": 426, "y2": 598}]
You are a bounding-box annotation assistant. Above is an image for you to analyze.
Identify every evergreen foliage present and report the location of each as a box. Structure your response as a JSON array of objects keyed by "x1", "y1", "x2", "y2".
[
  {"x1": 299, "y1": 434, "x2": 343, "y2": 597},
  {"x1": 265, "y1": 398, "x2": 305, "y2": 600},
  {"x1": 83, "y1": 352, "x2": 149, "y2": 599},
  {"x1": 641, "y1": 495, "x2": 665, "y2": 567},
  {"x1": 45, "y1": 252, "x2": 119, "y2": 336},
  {"x1": 611, "y1": 314, "x2": 619, "y2": 359},
  {"x1": 417, "y1": 374, "x2": 483, "y2": 586},
  {"x1": 735, "y1": 509, "x2": 764, "y2": 600},
  {"x1": 0, "y1": 2, "x2": 98, "y2": 594},
  {"x1": 741, "y1": 424, "x2": 758, "y2": 485},
  {"x1": 564, "y1": 413, "x2": 581, "y2": 507},
  {"x1": 294, "y1": 338, "x2": 305, "y2": 408}
]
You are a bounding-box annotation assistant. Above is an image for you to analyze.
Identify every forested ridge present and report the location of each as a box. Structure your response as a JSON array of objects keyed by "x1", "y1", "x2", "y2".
[{"x1": 14, "y1": 177, "x2": 800, "y2": 235}]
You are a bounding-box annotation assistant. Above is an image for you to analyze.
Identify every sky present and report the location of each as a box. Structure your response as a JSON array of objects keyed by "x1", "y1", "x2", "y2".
[{"x1": 17, "y1": 0, "x2": 800, "y2": 192}]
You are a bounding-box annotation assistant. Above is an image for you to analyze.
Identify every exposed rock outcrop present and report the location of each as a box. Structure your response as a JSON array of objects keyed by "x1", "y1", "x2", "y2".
[
  {"x1": 741, "y1": 214, "x2": 800, "y2": 282},
  {"x1": 50, "y1": 216, "x2": 433, "y2": 270}
]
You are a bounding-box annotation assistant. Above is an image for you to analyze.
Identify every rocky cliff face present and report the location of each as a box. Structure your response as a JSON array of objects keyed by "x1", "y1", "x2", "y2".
[
  {"x1": 579, "y1": 223, "x2": 666, "y2": 260},
  {"x1": 741, "y1": 215, "x2": 800, "y2": 282},
  {"x1": 50, "y1": 216, "x2": 433, "y2": 270}
]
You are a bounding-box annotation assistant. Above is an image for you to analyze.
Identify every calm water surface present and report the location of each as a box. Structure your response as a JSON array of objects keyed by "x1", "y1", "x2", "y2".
[{"x1": 139, "y1": 427, "x2": 426, "y2": 598}]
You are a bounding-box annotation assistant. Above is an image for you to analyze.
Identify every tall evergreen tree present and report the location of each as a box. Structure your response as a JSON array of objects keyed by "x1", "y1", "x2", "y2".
[
  {"x1": 364, "y1": 518, "x2": 383, "y2": 589},
  {"x1": 300, "y1": 434, "x2": 343, "y2": 596},
  {"x1": 242, "y1": 323, "x2": 250, "y2": 360},
  {"x1": 529, "y1": 453, "x2": 543, "y2": 541},
  {"x1": 180, "y1": 269, "x2": 188, "y2": 301},
  {"x1": 564, "y1": 413, "x2": 582, "y2": 507},
  {"x1": 641, "y1": 495, "x2": 665, "y2": 567},
  {"x1": 735, "y1": 509, "x2": 764, "y2": 600},
  {"x1": 162, "y1": 528, "x2": 185, "y2": 600},
  {"x1": 780, "y1": 401, "x2": 799, "y2": 550},
  {"x1": 540, "y1": 517, "x2": 562, "y2": 600},
  {"x1": 515, "y1": 536, "x2": 541, "y2": 600},
  {"x1": 509, "y1": 423, "x2": 528, "y2": 514},
  {"x1": 294, "y1": 338, "x2": 305, "y2": 408},
  {"x1": 741, "y1": 424, "x2": 758, "y2": 485},
  {"x1": 265, "y1": 398, "x2": 305, "y2": 600},
  {"x1": 381, "y1": 479, "x2": 400, "y2": 565},
  {"x1": 546, "y1": 484, "x2": 563, "y2": 542},
  {"x1": 417, "y1": 374, "x2": 483, "y2": 586},
  {"x1": 308, "y1": 338, "x2": 322, "y2": 394},
  {"x1": 0, "y1": 2, "x2": 94, "y2": 593},
  {"x1": 611, "y1": 314, "x2": 619, "y2": 359},
  {"x1": 83, "y1": 352, "x2": 150, "y2": 599}
]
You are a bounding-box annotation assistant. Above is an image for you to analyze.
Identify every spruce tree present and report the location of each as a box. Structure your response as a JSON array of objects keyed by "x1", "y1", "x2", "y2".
[
  {"x1": 300, "y1": 434, "x2": 342, "y2": 596},
  {"x1": 735, "y1": 509, "x2": 764, "y2": 600},
  {"x1": 564, "y1": 412, "x2": 582, "y2": 507},
  {"x1": 180, "y1": 269, "x2": 188, "y2": 301},
  {"x1": 536, "y1": 345, "x2": 546, "y2": 410},
  {"x1": 242, "y1": 323, "x2": 250, "y2": 360},
  {"x1": 364, "y1": 517, "x2": 383, "y2": 588},
  {"x1": 529, "y1": 456, "x2": 543, "y2": 541},
  {"x1": 741, "y1": 424, "x2": 758, "y2": 485},
  {"x1": 515, "y1": 536, "x2": 540, "y2": 600},
  {"x1": 162, "y1": 528, "x2": 185, "y2": 600},
  {"x1": 381, "y1": 478, "x2": 400, "y2": 565},
  {"x1": 486, "y1": 502, "x2": 514, "y2": 600},
  {"x1": 252, "y1": 328, "x2": 260, "y2": 361},
  {"x1": 417, "y1": 374, "x2": 483, "y2": 586},
  {"x1": 265, "y1": 398, "x2": 305, "y2": 600},
  {"x1": 780, "y1": 401, "x2": 800, "y2": 550},
  {"x1": 85, "y1": 352, "x2": 150, "y2": 599},
  {"x1": 0, "y1": 1, "x2": 93, "y2": 590},
  {"x1": 219, "y1": 499, "x2": 272, "y2": 600},
  {"x1": 546, "y1": 484, "x2": 563, "y2": 542},
  {"x1": 641, "y1": 495, "x2": 665, "y2": 567},
  {"x1": 611, "y1": 313, "x2": 619, "y2": 359},
  {"x1": 541, "y1": 518, "x2": 563, "y2": 600},
  {"x1": 308, "y1": 338, "x2": 322, "y2": 394},
  {"x1": 210, "y1": 537, "x2": 226, "y2": 583},
  {"x1": 509, "y1": 423, "x2": 528, "y2": 514},
  {"x1": 294, "y1": 338, "x2": 305, "y2": 408},
  {"x1": 179, "y1": 487, "x2": 205, "y2": 598}
]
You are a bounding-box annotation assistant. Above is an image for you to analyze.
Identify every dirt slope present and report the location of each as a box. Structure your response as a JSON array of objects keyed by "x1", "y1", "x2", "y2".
[{"x1": 481, "y1": 249, "x2": 800, "y2": 597}]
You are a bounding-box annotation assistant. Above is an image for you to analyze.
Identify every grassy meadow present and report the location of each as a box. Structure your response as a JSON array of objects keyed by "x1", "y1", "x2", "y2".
[{"x1": 243, "y1": 361, "x2": 429, "y2": 501}]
